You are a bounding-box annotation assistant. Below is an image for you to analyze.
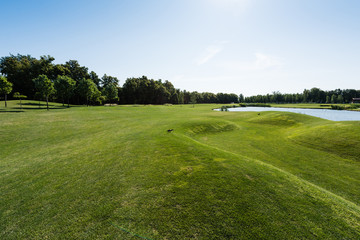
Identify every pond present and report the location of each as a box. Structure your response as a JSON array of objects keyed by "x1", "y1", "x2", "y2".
[{"x1": 221, "y1": 107, "x2": 360, "y2": 121}]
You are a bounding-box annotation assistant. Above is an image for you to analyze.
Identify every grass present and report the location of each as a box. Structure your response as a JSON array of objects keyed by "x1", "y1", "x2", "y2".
[
  {"x1": 1, "y1": 100, "x2": 360, "y2": 239},
  {"x1": 0, "y1": 99, "x2": 72, "y2": 112}
]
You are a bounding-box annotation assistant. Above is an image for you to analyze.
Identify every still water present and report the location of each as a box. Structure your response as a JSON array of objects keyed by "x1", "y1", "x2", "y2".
[{"x1": 224, "y1": 107, "x2": 360, "y2": 121}]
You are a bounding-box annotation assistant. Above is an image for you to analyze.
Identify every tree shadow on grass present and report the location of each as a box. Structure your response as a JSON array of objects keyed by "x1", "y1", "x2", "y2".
[
  {"x1": 10, "y1": 102, "x2": 68, "y2": 110},
  {"x1": 0, "y1": 110, "x2": 24, "y2": 113},
  {"x1": 0, "y1": 105, "x2": 68, "y2": 111},
  {"x1": 21, "y1": 102, "x2": 52, "y2": 106},
  {"x1": 20, "y1": 102, "x2": 78, "y2": 109},
  {"x1": 1, "y1": 102, "x2": 89, "y2": 111},
  {"x1": 14, "y1": 107, "x2": 66, "y2": 110}
]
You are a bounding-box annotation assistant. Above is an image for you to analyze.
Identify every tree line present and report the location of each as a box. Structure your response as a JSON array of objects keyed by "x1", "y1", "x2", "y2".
[
  {"x1": 244, "y1": 88, "x2": 360, "y2": 104},
  {"x1": 1, "y1": 54, "x2": 359, "y2": 107},
  {"x1": 0, "y1": 54, "x2": 239, "y2": 107}
]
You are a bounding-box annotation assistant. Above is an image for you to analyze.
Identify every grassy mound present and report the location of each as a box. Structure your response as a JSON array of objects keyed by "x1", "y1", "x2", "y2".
[
  {"x1": 1, "y1": 101, "x2": 360, "y2": 239},
  {"x1": 290, "y1": 122, "x2": 360, "y2": 162},
  {"x1": 246, "y1": 112, "x2": 304, "y2": 127},
  {"x1": 184, "y1": 120, "x2": 239, "y2": 135}
]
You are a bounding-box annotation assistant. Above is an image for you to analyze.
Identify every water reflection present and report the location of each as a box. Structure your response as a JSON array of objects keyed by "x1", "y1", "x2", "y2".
[{"x1": 224, "y1": 107, "x2": 360, "y2": 121}]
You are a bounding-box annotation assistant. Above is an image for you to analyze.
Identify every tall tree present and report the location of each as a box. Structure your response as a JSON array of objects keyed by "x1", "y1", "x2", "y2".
[
  {"x1": 190, "y1": 92, "x2": 197, "y2": 107},
  {"x1": 77, "y1": 79, "x2": 100, "y2": 106},
  {"x1": 101, "y1": 74, "x2": 119, "y2": 87},
  {"x1": 0, "y1": 54, "x2": 36, "y2": 98},
  {"x1": 0, "y1": 76, "x2": 13, "y2": 107},
  {"x1": 331, "y1": 94, "x2": 337, "y2": 103},
  {"x1": 239, "y1": 94, "x2": 244, "y2": 103},
  {"x1": 63, "y1": 60, "x2": 89, "y2": 82},
  {"x1": 34, "y1": 55, "x2": 55, "y2": 77},
  {"x1": 337, "y1": 95, "x2": 344, "y2": 104},
  {"x1": 89, "y1": 71, "x2": 101, "y2": 87},
  {"x1": 54, "y1": 75, "x2": 76, "y2": 107},
  {"x1": 326, "y1": 95, "x2": 330, "y2": 104},
  {"x1": 102, "y1": 84, "x2": 119, "y2": 103},
  {"x1": 50, "y1": 64, "x2": 70, "y2": 80},
  {"x1": 33, "y1": 75, "x2": 55, "y2": 110}
]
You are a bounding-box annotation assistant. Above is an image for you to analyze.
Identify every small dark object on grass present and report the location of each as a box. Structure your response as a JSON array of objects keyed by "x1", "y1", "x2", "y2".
[
  {"x1": 258, "y1": 113, "x2": 261, "y2": 115},
  {"x1": 167, "y1": 129, "x2": 174, "y2": 133}
]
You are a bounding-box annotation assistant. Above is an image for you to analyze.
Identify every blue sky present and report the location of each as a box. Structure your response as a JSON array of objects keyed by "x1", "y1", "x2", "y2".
[{"x1": 1, "y1": 0, "x2": 359, "y2": 96}]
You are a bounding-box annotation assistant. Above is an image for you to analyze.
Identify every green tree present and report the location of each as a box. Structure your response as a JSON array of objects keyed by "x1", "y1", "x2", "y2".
[
  {"x1": 239, "y1": 94, "x2": 244, "y2": 103},
  {"x1": 0, "y1": 54, "x2": 36, "y2": 98},
  {"x1": 54, "y1": 75, "x2": 76, "y2": 107},
  {"x1": 0, "y1": 54, "x2": 56, "y2": 99},
  {"x1": 89, "y1": 71, "x2": 101, "y2": 87},
  {"x1": 303, "y1": 89, "x2": 309, "y2": 103},
  {"x1": 50, "y1": 64, "x2": 70, "y2": 80},
  {"x1": 326, "y1": 95, "x2": 330, "y2": 104},
  {"x1": 63, "y1": 60, "x2": 89, "y2": 82},
  {"x1": 0, "y1": 76, "x2": 13, "y2": 107},
  {"x1": 101, "y1": 74, "x2": 119, "y2": 87},
  {"x1": 331, "y1": 94, "x2": 337, "y2": 103},
  {"x1": 33, "y1": 74, "x2": 55, "y2": 110},
  {"x1": 13, "y1": 92, "x2": 27, "y2": 109},
  {"x1": 337, "y1": 95, "x2": 344, "y2": 104},
  {"x1": 170, "y1": 92, "x2": 179, "y2": 104},
  {"x1": 178, "y1": 90, "x2": 184, "y2": 104},
  {"x1": 102, "y1": 84, "x2": 119, "y2": 103},
  {"x1": 77, "y1": 79, "x2": 100, "y2": 106},
  {"x1": 190, "y1": 92, "x2": 197, "y2": 107},
  {"x1": 91, "y1": 87, "x2": 103, "y2": 105},
  {"x1": 34, "y1": 55, "x2": 55, "y2": 77}
]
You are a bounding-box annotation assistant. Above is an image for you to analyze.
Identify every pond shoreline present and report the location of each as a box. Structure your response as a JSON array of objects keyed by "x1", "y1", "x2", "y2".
[{"x1": 215, "y1": 106, "x2": 360, "y2": 121}]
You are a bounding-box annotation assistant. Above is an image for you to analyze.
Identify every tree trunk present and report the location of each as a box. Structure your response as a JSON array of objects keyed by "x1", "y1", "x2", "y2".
[
  {"x1": 5, "y1": 94, "x2": 7, "y2": 108},
  {"x1": 46, "y1": 96, "x2": 49, "y2": 110},
  {"x1": 67, "y1": 98, "x2": 70, "y2": 108}
]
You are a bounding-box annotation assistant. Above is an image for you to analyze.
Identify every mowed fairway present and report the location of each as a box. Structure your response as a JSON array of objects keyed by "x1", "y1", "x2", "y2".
[{"x1": 1, "y1": 102, "x2": 360, "y2": 239}]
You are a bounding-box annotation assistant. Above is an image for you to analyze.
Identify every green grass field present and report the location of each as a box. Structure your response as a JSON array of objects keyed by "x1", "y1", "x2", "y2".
[{"x1": 1, "y1": 100, "x2": 360, "y2": 239}]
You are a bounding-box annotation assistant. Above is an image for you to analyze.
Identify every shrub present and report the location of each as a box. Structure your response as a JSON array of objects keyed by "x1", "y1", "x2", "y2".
[
  {"x1": 246, "y1": 103, "x2": 271, "y2": 107},
  {"x1": 331, "y1": 105, "x2": 346, "y2": 110}
]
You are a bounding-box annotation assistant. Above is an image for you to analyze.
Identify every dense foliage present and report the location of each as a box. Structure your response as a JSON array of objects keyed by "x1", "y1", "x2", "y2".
[
  {"x1": 0, "y1": 54, "x2": 239, "y2": 105},
  {"x1": 244, "y1": 88, "x2": 360, "y2": 104},
  {"x1": 0, "y1": 75, "x2": 13, "y2": 107},
  {"x1": 1, "y1": 54, "x2": 359, "y2": 105}
]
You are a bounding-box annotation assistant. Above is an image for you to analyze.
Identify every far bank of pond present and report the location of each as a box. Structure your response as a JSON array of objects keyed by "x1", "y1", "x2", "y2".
[{"x1": 220, "y1": 107, "x2": 360, "y2": 121}]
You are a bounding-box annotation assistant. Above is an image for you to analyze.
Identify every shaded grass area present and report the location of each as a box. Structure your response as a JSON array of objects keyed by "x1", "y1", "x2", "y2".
[
  {"x1": 0, "y1": 100, "x2": 74, "y2": 112},
  {"x1": 1, "y1": 103, "x2": 360, "y2": 239}
]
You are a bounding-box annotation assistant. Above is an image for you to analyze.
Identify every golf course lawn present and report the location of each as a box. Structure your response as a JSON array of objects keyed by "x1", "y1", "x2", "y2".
[{"x1": 1, "y1": 101, "x2": 360, "y2": 239}]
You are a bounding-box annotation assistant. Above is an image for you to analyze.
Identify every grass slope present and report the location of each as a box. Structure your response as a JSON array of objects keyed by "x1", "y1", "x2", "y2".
[{"x1": 1, "y1": 101, "x2": 360, "y2": 239}]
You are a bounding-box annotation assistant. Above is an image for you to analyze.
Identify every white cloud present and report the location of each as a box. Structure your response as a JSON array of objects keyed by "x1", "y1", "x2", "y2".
[
  {"x1": 195, "y1": 41, "x2": 228, "y2": 65},
  {"x1": 196, "y1": 46, "x2": 223, "y2": 65}
]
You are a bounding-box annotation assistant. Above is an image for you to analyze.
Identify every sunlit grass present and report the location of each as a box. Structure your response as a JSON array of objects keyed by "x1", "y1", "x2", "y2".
[{"x1": 1, "y1": 101, "x2": 359, "y2": 239}]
